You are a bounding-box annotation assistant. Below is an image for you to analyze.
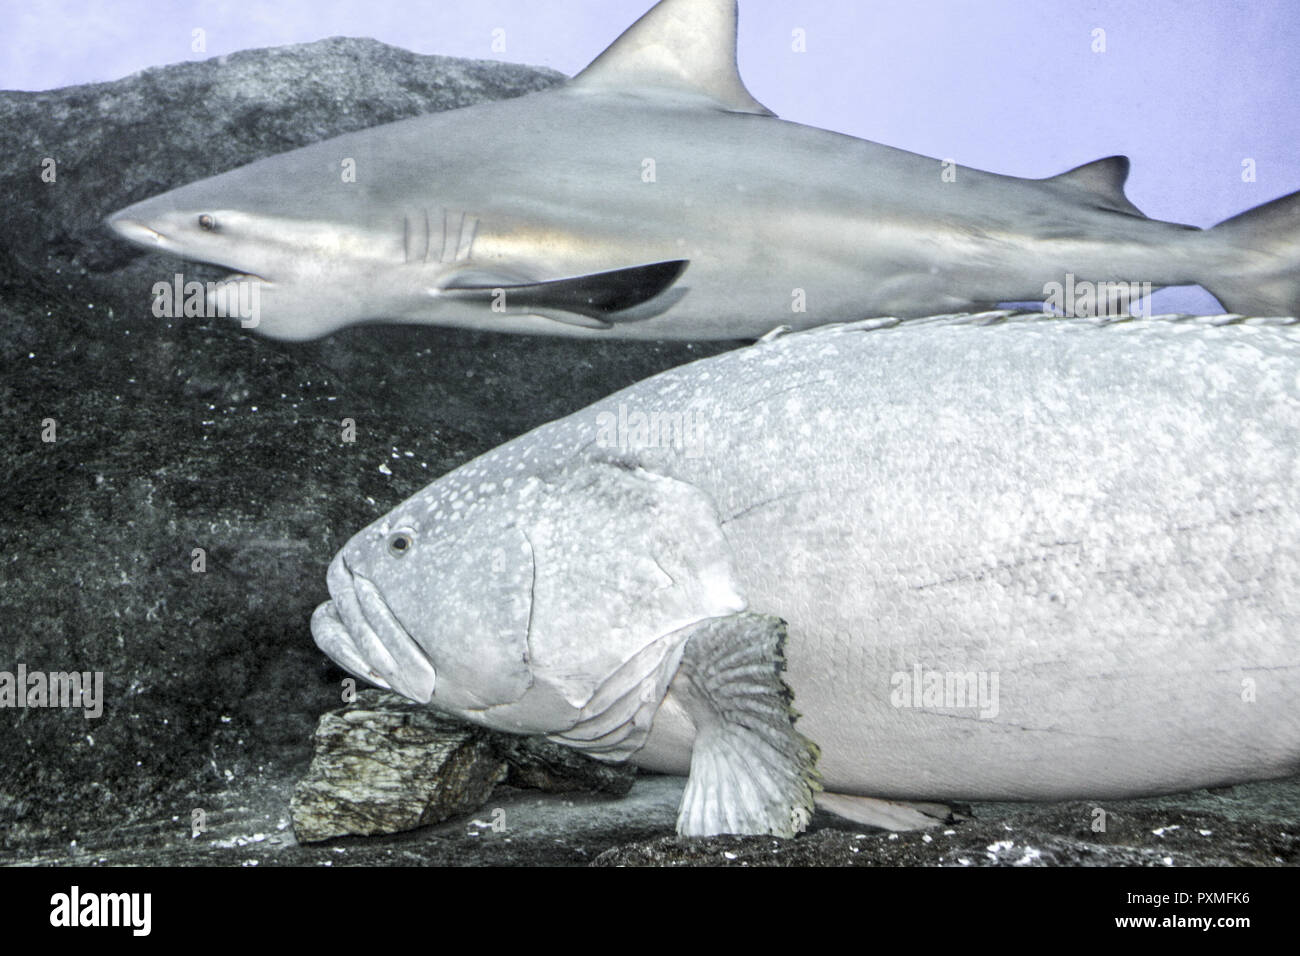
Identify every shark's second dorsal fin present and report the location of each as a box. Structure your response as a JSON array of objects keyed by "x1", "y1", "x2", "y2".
[
  {"x1": 571, "y1": 0, "x2": 773, "y2": 115},
  {"x1": 1045, "y1": 156, "x2": 1147, "y2": 219}
]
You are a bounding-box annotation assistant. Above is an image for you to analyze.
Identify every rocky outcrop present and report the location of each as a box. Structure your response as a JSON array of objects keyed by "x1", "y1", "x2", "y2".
[{"x1": 289, "y1": 690, "x2": 635, "y2": 843}]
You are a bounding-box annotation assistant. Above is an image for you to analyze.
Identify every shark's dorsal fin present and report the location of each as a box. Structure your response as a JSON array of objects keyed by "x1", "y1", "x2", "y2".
[
  {"x1": 571, "y1": 0, "x2": 773, "y2": 115},
  {"x1": 1045, "y1": 156, "x2": 1147, "y2": 219}
]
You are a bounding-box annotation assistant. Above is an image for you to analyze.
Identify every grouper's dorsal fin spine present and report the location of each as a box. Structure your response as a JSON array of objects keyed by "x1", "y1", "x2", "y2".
[
  {"x1": 1045, "y1": 156, "x2": 1147, "y2": 219},
  {"x1": 571, "y1": 0, "x2": 774, "y2": 116}
]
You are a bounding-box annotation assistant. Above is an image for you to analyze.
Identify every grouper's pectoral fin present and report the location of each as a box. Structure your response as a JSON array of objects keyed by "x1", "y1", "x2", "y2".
[
  {"x1": 441, "y1": 260, "x2": 690, "y2": 329},
  {"x1": 673, "y1": 613, "x2": 822, "y2": 838}
]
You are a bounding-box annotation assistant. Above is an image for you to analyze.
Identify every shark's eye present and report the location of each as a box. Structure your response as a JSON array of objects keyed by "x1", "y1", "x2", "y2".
[
  {"x1": 198, "y1": 214, "x2": 217, "y2": 231},
  {"x1": 388, "y1": 530, "x2": 415, "y2": 557}
]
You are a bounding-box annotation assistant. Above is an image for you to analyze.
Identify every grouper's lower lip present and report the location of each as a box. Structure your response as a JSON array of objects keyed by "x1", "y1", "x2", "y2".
[
  {"x1": 317, "y1": 553, "x2": 437, "y2": 703},
  {"x1": 311, "y1": 601, "x2": 392, "y2": 691}
]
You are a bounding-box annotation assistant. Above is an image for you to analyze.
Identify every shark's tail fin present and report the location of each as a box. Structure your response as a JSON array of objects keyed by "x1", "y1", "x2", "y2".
[{"x1": 1204, "y1": 189, "x2": 1300, "y2": 317}]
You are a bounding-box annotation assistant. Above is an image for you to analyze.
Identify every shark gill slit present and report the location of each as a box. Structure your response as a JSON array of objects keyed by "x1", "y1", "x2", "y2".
[
  {"x1": 457, "y1": 216, "x2": 478, "y2": 262},
  {"x1": 442, "y1": 212, "x2": 463, "y2": 263}
]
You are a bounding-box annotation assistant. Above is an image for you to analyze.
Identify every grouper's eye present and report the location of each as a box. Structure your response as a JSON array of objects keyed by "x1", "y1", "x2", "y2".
[
  {"x1": 388, "y1": 529, "x2": 415, "y2": 557},
  {"x1": 198, "y1": 214, "x2": 217, "y2": 231}
]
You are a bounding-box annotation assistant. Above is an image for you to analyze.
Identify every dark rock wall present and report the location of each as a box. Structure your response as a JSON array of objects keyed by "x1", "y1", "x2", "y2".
[{"x1": 0, "y1": 38, "x2": 734, "y2": 853}]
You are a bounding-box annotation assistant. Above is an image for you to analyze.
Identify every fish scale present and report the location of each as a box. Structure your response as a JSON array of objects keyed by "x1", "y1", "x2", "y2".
[{"x1": 655, "y1": 319, "x2": 1298, "y2": 799}]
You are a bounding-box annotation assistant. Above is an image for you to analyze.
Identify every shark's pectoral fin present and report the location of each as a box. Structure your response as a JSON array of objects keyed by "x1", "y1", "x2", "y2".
[
  {"x1": 673, "y1": 612, "x2": 821, "y2": 838},
  {"x1": 1044, "y1": 155, "x2": 1150, "y2": 220},
  {"x1": 441, "y1": 260, "x2": 689, "y2": 328}
]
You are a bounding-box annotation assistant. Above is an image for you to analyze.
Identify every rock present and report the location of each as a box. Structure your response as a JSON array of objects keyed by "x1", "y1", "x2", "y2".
[
  {"x1": 290, "y1": 691, "x2": 506, "y2": 843},
  {"x1": 499, "y1": 737, "x2": 637, "y2": 797},
  {"x1": 289, "y1": 690, "x2": 637, "y2": 842},
  {"x1": 593, "y1": 786, "x2": 1300, "y2": 867}
]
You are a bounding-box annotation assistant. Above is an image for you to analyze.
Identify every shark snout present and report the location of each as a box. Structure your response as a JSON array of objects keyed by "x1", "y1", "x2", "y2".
[
  {"x1": 105, "y1": 212, "x2": 166, "y2": 246},
  {"x1": 313, "y1": 552, "x2": 436, "y2": 703}
]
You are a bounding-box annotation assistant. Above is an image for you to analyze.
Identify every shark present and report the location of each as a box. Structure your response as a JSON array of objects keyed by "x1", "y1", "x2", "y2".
[{"x1": 106, "y1": 0, "x2": 1300, "y2": 342}]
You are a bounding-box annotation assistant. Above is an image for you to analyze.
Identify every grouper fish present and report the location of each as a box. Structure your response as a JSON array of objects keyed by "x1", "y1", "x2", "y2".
[
  {"x1": 312, "y1": 314, "x2": 1300, "y2": 835},
  {"x1": 106, "y1": 0, "x2": 1300, "y2": 342}
]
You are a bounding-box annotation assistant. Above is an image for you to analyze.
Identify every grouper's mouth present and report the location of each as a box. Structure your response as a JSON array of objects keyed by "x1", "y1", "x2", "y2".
[{"x1": 311, "y1": 553, "x2": 436, "y2": 703}]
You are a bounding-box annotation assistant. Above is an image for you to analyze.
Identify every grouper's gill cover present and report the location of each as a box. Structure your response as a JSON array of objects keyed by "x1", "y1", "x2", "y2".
[{"x1": 321, "y1": 451, "x2": 746, "y2": 753}]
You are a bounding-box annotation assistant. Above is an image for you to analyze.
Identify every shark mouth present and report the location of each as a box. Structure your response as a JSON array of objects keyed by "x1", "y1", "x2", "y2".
[
  {"x1": 106, "y1": 216, "x2": 167, "y2": 246},
  {"x1": 217, "y1": 271, "x2": 271, "y2": 285},
  {"x1": 311, "y1": 553, "x2": 436, "y2": 703},
  {"x1": 105, "y1": 216, "x2": 273, "y2": 284}
]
